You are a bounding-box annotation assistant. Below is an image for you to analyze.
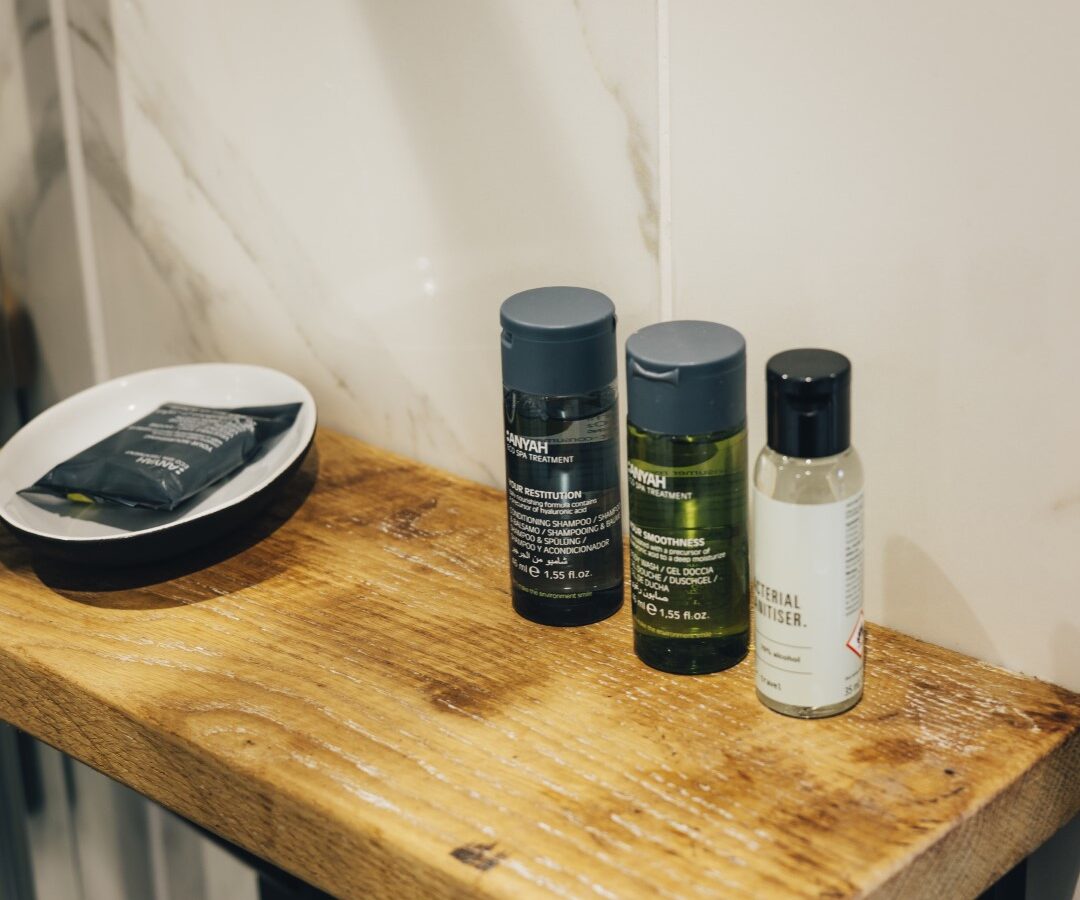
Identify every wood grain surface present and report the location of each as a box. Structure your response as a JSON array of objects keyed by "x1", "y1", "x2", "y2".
[{"x1": 0, "y1": 430, "x2": 1077, "y2": 899}]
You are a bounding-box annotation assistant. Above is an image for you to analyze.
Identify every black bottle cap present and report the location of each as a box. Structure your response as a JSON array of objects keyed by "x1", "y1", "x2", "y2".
[
  {"x1": 500, "y1": 287, "x2": 617, "y2": 396},
  {"x1": 766, "y1": 349, "x2": 851, "y2": 458},
  {"x1": 626, "y1": 321, "x2": 746, "y2": 436}
]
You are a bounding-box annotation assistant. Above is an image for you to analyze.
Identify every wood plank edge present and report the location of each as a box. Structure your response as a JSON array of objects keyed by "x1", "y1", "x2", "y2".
[
  {"x1": 869, "y1": 725, "x2": 1080, "y2": 899},
  {"x1": 0, "y1": 649, "x2": 506, "y2": 899}
]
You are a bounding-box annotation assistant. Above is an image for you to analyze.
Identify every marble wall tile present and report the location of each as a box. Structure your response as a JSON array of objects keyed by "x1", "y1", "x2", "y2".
[
  {"x1": 669, "y1": 1, "x2": 1080, "y2": 692},
  {"x1": 0, "y1": 0, "x2": 95, "y2": 411},
  {"x1": 67, "y1": 0, "x2": 660, "y2": 485}
]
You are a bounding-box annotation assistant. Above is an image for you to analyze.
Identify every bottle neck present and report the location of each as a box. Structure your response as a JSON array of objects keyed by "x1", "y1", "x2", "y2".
[
  {"x1": 629, "y1": 419, "x2": 746, "y2": 443},
  {"x1": 763, "y1": 445, "x2": 855, "y2": 468}
]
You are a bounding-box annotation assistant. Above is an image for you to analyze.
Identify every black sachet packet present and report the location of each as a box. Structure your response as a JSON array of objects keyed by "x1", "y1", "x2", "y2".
[{"x1": 19, "y1": 402, "x2": 302, "y2": 511}]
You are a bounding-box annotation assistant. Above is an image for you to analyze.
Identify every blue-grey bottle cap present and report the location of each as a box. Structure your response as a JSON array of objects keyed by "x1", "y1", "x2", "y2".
[
  {"x1": 626, "y1": 321, "x2": 746, "y2": 436},
  {"x1": 500, "y1": 287, "x2": 617, "y2": 396}
]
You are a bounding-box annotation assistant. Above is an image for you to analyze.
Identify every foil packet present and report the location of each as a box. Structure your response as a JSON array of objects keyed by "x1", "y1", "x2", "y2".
[{"x1": 19, "y1": 402, "x2": 301, "y2": 511}]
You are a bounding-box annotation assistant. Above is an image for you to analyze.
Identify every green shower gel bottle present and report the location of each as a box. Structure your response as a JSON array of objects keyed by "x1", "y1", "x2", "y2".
[{"x1": 626, "y1": 321, "x2": 749, "y2": 674}]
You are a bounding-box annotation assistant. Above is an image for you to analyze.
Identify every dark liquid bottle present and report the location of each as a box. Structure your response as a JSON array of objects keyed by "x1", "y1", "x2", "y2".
[
  {"x1": 500, "y1": 287, "x2": 623, "y2": 626},
  {"x1": 626, "y1": 321, "x2": 749, "y2": 673}
]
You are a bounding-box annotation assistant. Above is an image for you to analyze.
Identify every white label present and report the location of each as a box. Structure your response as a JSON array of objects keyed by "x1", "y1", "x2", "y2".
[{"x1": 753, "y1": 488, "x2": 864, "y2": 710}]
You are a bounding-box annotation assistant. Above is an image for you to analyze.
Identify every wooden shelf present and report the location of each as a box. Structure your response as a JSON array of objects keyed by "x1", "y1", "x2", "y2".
[{"x1": 0, "y1": 429, "x2": 1077, "y2": 899}]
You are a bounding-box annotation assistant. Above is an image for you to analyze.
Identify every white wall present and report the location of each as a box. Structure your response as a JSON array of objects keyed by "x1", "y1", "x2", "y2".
[
  {"x1": 2, "y1": 1, "x2": 1077, "y2": 896},
  {"x1": 669, "y1": 0, "x2": 1080, "y2": 696}
]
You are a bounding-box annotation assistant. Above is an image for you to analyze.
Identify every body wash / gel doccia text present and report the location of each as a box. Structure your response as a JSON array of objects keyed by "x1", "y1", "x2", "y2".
[{"x1": 629, "y1": 522, "x2": 728, "y2": 625}]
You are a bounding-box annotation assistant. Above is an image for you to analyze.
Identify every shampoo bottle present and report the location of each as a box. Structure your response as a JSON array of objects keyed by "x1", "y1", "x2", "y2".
[{"x1": 500, "y1": 287, "x2": 623, "y2": 626}]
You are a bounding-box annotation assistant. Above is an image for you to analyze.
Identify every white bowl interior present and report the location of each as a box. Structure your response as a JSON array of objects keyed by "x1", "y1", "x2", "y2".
[{"x1": 0, "y1": 364, "x2": 316, "y2": 542}]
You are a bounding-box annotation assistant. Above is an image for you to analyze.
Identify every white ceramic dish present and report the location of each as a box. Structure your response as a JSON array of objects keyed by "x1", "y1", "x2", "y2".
[{"x1": 0, "y1": 363, "x2": 316, "y2": 564}]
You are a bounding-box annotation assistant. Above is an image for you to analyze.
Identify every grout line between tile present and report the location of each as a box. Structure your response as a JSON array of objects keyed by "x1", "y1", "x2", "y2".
[
  {"x1": 657, "y1": 0, "x2": 673, "y2": 322},
  {"x1": 48, "y1": 0, "x2": 110, "y2": 384}
]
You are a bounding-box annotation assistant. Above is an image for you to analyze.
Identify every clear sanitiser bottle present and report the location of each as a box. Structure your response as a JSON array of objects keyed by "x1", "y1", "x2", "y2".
[
  {"x1": 500, "y1": 287, "x2": 624, "y2": 626},
  {"x1": 626, "y1": 322, "x2": 749, "y2": 674},
  {"x1": 753, "y1": 349, "x2": 864, "y2": 717}
]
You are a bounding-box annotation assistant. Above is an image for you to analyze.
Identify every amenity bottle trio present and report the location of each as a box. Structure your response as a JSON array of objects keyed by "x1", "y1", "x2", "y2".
[{"x1": 500, "y1": 287, "x2": 864, "y2": 718}]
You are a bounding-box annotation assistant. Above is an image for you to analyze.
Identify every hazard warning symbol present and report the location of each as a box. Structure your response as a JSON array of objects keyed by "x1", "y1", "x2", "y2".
[{"x1": 847, "y1": 610, "x2": 865, "y2": 658}]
